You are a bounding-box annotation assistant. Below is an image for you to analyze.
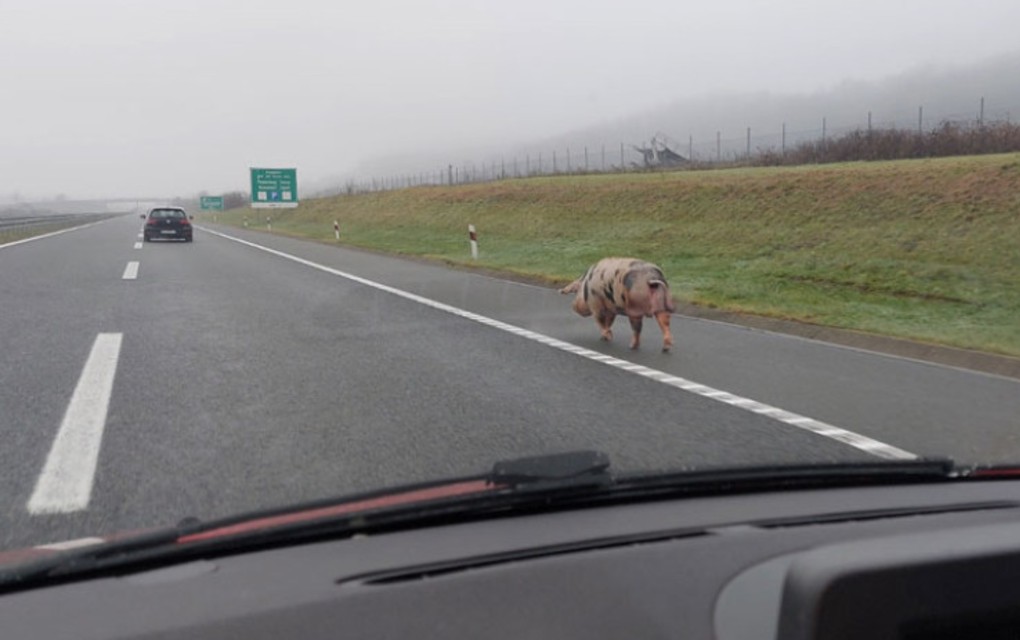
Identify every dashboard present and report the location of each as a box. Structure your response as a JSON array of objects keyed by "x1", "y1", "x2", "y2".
[{"x1": 5, "y1": 479, "x2": 1020, "y2": 639}]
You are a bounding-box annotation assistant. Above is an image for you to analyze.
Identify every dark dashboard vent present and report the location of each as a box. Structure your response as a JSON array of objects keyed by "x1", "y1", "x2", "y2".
[
  {"x1": 337, "y1": 528, "x2": 710, "y2": 587},
  {"x1": 753, "y1": 500, "x2": 1017, "y2": 529}
]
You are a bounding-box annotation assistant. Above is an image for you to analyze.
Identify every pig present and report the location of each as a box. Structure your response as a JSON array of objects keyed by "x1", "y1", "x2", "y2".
[{"x1": 560, "y1": 257, "x2": 676, "y2": 352}]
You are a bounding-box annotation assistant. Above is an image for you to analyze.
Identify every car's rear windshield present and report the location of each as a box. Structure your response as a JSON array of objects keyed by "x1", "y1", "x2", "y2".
[{"x1": 150, "y1": 209, "x2": 186, "y2": 219}]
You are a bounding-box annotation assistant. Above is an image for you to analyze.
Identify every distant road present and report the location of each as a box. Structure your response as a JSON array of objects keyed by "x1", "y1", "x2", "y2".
[{"x1": 1, "y1": 214, "x2": 1017, "y2": 550}]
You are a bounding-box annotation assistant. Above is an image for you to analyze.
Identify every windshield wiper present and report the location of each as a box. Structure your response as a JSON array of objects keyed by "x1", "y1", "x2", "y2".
[
  {"x1": 0, "y1": 452, "x2": 962, "y2": 593},
  {"x1": 0, "y1": 452, "x2": 609, "y2": 592}
]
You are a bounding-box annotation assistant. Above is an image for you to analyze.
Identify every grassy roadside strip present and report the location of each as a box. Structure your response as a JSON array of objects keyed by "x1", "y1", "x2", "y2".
[
  {"x1": 202, "y1": 153, "x2": 1020, "y2": 357},
  {"x1": 0, "y1": 216, "x2": 113, "y2": 247}
]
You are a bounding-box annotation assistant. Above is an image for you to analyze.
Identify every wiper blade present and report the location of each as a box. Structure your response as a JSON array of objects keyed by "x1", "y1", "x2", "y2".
[
  {"x1": 0, "y1": 526, "x2": 184, "y2": 594},
  {"x1": 604, "y1": 458, "x2": 959, "y2": 500},
  {"x1": 0, "y1": 451, "x2": 609, "y2": 592},
  {"x1": 0, "y1": 453, "x2": 962, "y2": 593}
]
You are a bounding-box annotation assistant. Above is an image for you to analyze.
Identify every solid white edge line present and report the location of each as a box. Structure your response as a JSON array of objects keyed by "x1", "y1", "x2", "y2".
[
  {"x1": 0, "y1": 219, "x2": 112, "y2": 251},
  {"x1": 27, "y1": 333, "x2": 123, "y2": 514},
  {"x1": 196, "y1": 226, "x2": 918, "y2": 461},
  {"x1": 122, "y1": 261, "x2": 139, "y2": 280}
]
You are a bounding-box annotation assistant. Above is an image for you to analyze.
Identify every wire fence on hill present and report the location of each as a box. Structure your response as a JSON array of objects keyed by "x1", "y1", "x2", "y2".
[{"x1": 317, "y1": 97, "x2": 1020, "y2": 196}]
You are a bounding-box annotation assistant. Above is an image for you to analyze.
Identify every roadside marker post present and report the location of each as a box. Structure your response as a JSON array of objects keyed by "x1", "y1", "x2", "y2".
[
  {"x1": 267, "y1": 216, "x2": 272, "y2": 232},
  {"x1": 334, "y1": 220, "x2": 340, "y2": 241},
  {"x1": 468, "y1": 224, "x2": 478, "y2": 259}
]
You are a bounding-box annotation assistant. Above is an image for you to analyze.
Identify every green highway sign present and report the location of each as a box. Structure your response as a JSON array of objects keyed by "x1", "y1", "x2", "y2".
[
  {"x1": 250, "y1": 168, "x2": 298, "y2": 209},
  {"x1": 200, "y1": 196, "x2": 224, "y2": 211}
]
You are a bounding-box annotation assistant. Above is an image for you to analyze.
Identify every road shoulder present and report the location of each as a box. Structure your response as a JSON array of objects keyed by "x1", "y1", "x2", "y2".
[{"x1": 204, "y1": 223, "x2": 1020, "y2": 381}]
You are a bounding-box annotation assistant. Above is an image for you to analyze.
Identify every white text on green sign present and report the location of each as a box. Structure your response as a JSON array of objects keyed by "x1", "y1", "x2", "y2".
[{"x1": 250, "y1": 168, "x2": 298, "y2": 209}]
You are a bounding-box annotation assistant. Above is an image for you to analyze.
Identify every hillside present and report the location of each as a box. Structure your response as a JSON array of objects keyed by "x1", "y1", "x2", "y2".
[{"x1": 206, "y1": 153, "x2": 1020, "y2": 356}]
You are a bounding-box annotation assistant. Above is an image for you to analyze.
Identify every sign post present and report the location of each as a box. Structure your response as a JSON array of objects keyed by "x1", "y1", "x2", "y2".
[{"x1": 250, "y1": 168, "x2": 298, "y2": 209}]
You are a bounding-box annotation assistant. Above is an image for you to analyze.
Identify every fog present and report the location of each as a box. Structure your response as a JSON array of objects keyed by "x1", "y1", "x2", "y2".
[{"x1": 2, "y1": 0, "x2": 1019, "y2": 201}]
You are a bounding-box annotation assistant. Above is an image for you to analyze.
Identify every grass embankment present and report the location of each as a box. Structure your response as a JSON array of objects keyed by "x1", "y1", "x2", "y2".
[
  {"x1": 0, "y1": 221, "x2": 90, "y2": 246},
  {"x1": 204, "y1": 154, "x2": 1020, "y2": 357}
]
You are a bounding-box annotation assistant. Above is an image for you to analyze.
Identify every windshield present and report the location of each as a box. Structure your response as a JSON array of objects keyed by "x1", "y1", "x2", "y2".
[{"x1": 1, "y1": 0, "x2": 1019, "y2": 555}]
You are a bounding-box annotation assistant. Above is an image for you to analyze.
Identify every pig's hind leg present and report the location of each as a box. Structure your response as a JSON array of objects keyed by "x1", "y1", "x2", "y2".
[{"x1": 655, "y1": 311, "x2": 674, "y2": 353}]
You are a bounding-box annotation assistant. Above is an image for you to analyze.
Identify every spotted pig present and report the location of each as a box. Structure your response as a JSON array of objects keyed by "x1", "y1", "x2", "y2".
[{"x1": 560, "y1": 257, "x2": 676, "y2": 352}]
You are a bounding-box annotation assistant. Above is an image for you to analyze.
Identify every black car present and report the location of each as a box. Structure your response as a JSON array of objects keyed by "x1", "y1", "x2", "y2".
[{"x1": 142, "y1": 207, "x2": 193, "y2": 242}]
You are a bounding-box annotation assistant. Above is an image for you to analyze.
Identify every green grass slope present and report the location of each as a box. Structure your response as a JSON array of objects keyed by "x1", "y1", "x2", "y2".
[{"x1": 205, "y1": 153, "x2": 1020, "y2": 356}]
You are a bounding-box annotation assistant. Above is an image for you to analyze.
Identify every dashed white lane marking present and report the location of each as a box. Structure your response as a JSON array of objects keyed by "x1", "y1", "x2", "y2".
[
  {"x1": 137, "y1": 232, "x2": 143, "y2": 238},
  {"x1": 0, "y1": 219, "x2": 111, "y2": 251},
  {"x1": 122, "y1": 261, "x2": 139, "y2": 279},
  {"x1": 133, "y1": 242, "x2": 143, "y2": 249},
  {"x1": 36, "y1": 537, "x2": 106, "y2": 551},
  {"x1": 199, "y1": 226, "x2": 918, "y2": 461},
  {"x1": 27, "y1": 333, "x2": 123, "y2": 514}
]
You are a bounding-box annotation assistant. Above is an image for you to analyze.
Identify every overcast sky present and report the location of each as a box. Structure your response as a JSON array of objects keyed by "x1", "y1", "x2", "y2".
[{"x1": 2, "y1": 0, "x2": 1019, "y2": 200}]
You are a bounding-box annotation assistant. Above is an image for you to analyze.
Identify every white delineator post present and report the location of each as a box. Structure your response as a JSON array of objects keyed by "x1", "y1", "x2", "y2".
[
  {"x1": 267, "y1": 216, "x2": 272, "y2": 232},
  {"x1": 468, "y1": 224, "x2": 478, "y2": 259},
  {"x1": 334, "y1": 220, "x2": 340, "y2": 240}
]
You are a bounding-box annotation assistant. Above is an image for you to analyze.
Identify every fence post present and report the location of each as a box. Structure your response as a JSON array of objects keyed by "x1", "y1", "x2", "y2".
[
  {"x1": 553, "y1": 151, "x2": 557, "y2": 173},
  {"x1": 918, "y1": 106, "x2": 923, "y2": 135},
  {"x1": 716, "y1": 131, "x2": 721, "y2": 162},
  {"x1": 782, "y1": 122, "x2": 786, "y2": 157},
  {"x1": 689, "y1": 135, "x2": 693, "y2": 161},
  {"x1": 584, "y1": 146, "x2": 589, "y2": 172},
  {"x1": 620, "y1": 142, "x2": 624, "y2": 170},
  {"x1": 746, "y1": 127, "x2": 751, "y2": 159},
  {"x1": 979, "y1": 96, "x2": 985, "y2": 127}
]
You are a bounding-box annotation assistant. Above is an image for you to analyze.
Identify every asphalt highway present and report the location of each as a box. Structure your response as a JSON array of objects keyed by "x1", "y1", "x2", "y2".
[{"x1": 1, "y1": 214, "x2": 1018, "y2": 550}]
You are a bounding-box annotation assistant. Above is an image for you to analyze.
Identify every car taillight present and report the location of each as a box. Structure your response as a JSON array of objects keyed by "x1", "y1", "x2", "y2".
[
  {"x1": 146, "y1": 218, "x2": 158, "y2": 225},
  {"x1": 180, "y1": 218, "x2": 190, "y2": 225}
]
